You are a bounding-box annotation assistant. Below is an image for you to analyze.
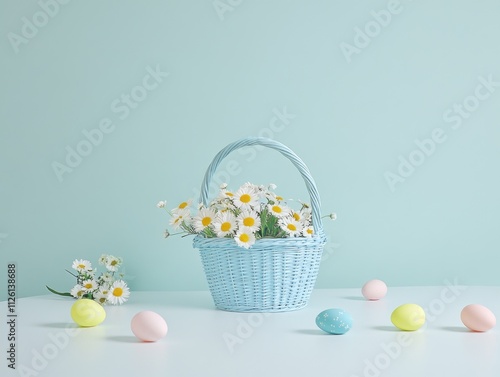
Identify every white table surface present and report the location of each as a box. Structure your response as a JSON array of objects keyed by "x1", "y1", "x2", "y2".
[{"x1": 2, "y1": 286, "x2": 500, "y2": 377}]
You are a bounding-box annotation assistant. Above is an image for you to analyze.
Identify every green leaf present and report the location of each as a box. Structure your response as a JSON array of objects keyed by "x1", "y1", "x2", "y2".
[
  {"x1": 46, "y1": 285, "x2": 73, "y2": 297},
  {"x1": 260, "y1": 208, "x2": 268, "y2": 236}
]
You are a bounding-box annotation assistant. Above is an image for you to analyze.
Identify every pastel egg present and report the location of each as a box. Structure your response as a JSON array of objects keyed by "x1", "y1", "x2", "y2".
[
  {"x1": 70, "y1": 299, "x2": 106, "y2": 327},
  {"x1": 131, "y1": 311, "x2": 168, "y2": 342},
  {"x1": 362, "y1": 279, "x2": 387, "y2": 300},
  {"x1": 316, "y1": 308, "x2": 353, "y2": 335},
  {"x1": 391, "y1": 304, "x2": 425, "y2": 331},
  {"x1": 461, "y1": 304, "x2": 496, "y2": 332}
]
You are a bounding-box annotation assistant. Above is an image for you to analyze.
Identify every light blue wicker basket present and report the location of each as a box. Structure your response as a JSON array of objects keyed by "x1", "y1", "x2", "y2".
[{"x1": 193, "y1": 137, "x2": 327, "y2": 312}]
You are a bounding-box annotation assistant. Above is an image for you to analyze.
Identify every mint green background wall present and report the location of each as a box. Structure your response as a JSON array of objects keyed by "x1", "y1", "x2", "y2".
[{"x1": 1, "y1": 0, "x2": 499, "y2": 300}]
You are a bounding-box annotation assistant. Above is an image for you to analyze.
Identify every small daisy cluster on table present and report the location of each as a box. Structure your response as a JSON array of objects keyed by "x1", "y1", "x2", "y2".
[
  {"x1": 46, "y1": 254, "x2": 131, "y2": 305},
  {"x1": 158, "y1": 182, "x2": 336, "y2": 249}
]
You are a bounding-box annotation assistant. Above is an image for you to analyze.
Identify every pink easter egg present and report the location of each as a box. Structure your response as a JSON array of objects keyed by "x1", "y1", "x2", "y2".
[
  {"x1": 461, "y1": 304, "x2": 496, "y2": 332},
  {"x1": 131, "y1": 311, "x2": 168, "y2": 342},
  {"x1": 361, "y1": 279, "x2": 388, "y2": 301}
]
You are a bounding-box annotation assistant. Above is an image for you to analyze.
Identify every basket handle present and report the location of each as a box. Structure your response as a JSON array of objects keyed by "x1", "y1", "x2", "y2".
[{"x1": 199, "y1": 137, "x2": 324, "y2": 232}]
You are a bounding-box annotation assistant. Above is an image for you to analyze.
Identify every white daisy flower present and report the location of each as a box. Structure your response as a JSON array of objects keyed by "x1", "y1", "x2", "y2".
[
  {"x1": 292, "y1": 211, "x2": 303, "y2": 222},
  {"x1": 265, "y1": 189, "x2": 285, "y2": 203},
  {"x1": 236, "y1": 210, "x2": 261, "y2": 233},
  {"x1": 107, "y1": 280, "x2": 130, "y2": 305},
  {"x1": 292, "y1": 209, "x2": 312, "y2": 224},
  {"x1": 219, "y1": 198, "x2": 236, "y2": 211},
  {"x1": 98, "y1": 255, "x2": 108, "y2": 265},
  {"x1": 263, "y1": 183, "x2": 285, "y2": 202},
  {"x1": 279, "y1": 218, "x2": 303, "y2": 237},
  {"x1": 267, "y1": 203, "x2": 290, "y2": 218},
  {"x1": 210, "y1": 197, "x2": 235, "y2": 212},
  {"x1": 212, "y1": 212, "x2": 237, "y2": 237},
  {"x1": 233, "y1": 185, "x2": 260, "y2": 209},
  {"x1": 98, "y1": 285, "x2": 110, "y2": 295},
  {"x1": 234, "y1": 227, "x2": 256, "y2": 249},
  {"x1": 193, "y1": 207, "x2": 217, "y2": 233},
  {"x1": 70, "y1": 284, "x2": 86, "y2": 299},
  {"x1": 218, "y1": 189, "x2": 236, "y2": 200},
  {"x1": 172, "y1": 199, "x2": 192, "y2": 214},
  {"x1": 94, "y1": 291, "x2": 108, "y2": 305},
  {"x1": 302, "y1": 225, "x2": 314, "y2": 238},
  {"x1": 105, "y1": 255, "x2": 122, "y2": 272},
  {"x1": 100, "y1": 272, "x2": 113, "y2": 283},
  {"x1": 82, "y1": 279, "x2": 98, "y2": 292},
  {"x1": 156, "y1": 200, "x2": 167, "y2": 208},
  {"x1": 169, "y1": 208, "x2": 191, "y2": 230},
  {"x1": 72, "y1": 259, "x2": 92, "y2": 272}
]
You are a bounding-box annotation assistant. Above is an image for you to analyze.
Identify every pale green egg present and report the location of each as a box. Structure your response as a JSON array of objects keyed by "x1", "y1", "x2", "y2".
[
  {"x1": 71, "y1": 299, "x2": 106, "y2": 327},
  {"x1": 391, "y1": 303, "x2": 425, "y2": 331}
]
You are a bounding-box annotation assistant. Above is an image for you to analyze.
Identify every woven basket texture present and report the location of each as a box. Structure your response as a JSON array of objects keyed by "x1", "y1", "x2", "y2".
[{"x1": 193, "y1": 137, "x2": 327, "y2": 312}]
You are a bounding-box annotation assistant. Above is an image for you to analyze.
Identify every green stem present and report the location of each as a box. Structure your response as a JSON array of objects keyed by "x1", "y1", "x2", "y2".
[
  {"x1": 46, "y1": 285, "x2": 73, "y2": 297},
  {"x1": 64, "y1": 269, "x2": 78, "y2": 278}
]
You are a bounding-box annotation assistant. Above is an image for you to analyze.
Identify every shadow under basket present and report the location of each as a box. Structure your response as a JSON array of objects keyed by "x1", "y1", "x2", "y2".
[{"x1": 193, "y1": 233, "x2": 326, "y2": 312}]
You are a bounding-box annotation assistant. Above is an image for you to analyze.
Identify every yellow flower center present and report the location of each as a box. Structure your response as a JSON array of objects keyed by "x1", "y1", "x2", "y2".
[
  {"x1": 287, "y1": 224, "x2": 297, "y2": 231},
  {"x1": 113, "y1": 287, "x2": 123, "y2": 297},
  {"x1": 239, "y1": 233, "x2": 250, "y2": 243},
  {"x1": 243, "y1": 217, "x2": 255, "y2": 227},
  {"x1": 293, "y1": 213, "x2": 300, "y2": 221},
  {"x1": 110, "y1": 260, "x2": 118, "y2": 266},
  {"x1": 272, "y1": 205, "x2": 282, "y2": 214},
  {"x1": 78, "y1": 264, "x2": 86, "y2": 269},
  {"x1": 240, "y1": 194, "x2": 251, "y2": 203},
  {"x1": 221, "y1": 222, "x2": 231, "y2": 232},
  {"x1": 84, "y1": 283, "x2": 93, "y2": 289},
  {"x1": 226, "y1": 192, "x2": 234, "y2": 197},
  {"x1": 77, "y1": 291, "x2": 84, "y2": 297},
  {"x1": 276, "y1": 196, "x2": 283, "y2": 201},
  {"x1": 99, "y1": 297, "x2": 106, "y2": 303},
  {"x1": 178, "y1": 201, "x2": 188, "y2": 209},
  {"x1": 307, "y1": 228, "x2": 313, "y2": 234},
  {"x1": 202, "y1": 217, "x2": 212, "y2": 227}
]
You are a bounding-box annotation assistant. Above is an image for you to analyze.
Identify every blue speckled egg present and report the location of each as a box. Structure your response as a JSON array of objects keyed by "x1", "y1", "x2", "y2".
[{"x1": 316, "y1": 308, "x2": 353, "y2": 335}]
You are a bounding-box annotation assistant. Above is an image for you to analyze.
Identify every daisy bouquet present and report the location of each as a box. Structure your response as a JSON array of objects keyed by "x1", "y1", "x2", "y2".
[
  {"x1": 46, "y1": 254, "x2": 131, "y2": 305},
  {"x1": 158, "y1": 182, "x2": 335, "y2": 249}
]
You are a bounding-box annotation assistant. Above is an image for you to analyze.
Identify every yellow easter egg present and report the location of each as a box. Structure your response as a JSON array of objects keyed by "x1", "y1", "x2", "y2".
[
  {"x1": 71, "y1": 299, "x2": 106, "y2": 327},
  {"x1": 391, "y1": 303, "x2": 425, "y2": 331}
]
